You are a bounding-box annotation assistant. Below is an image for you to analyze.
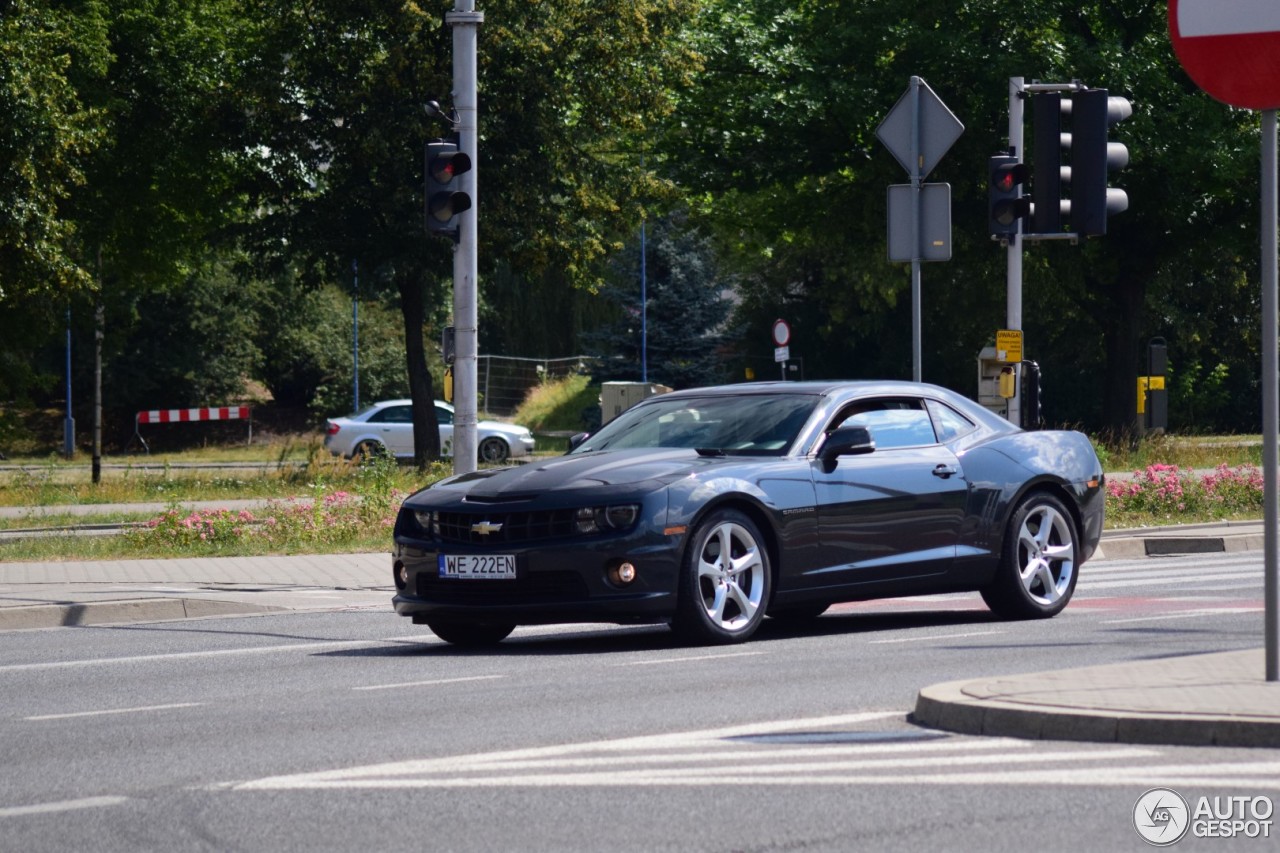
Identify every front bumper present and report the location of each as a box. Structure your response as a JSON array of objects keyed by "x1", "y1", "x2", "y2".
[{"x1": 391, "y1": 525, "x2": 683, "y2": 626}]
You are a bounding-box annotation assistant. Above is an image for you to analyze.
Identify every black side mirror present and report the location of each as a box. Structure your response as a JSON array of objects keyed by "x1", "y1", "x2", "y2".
[
  {"x1": 567, "y1": 432, "x2": 589, "y2": 452},
  {"x1": 820, "y1": 425, "x2": 875, "y2": 470}
]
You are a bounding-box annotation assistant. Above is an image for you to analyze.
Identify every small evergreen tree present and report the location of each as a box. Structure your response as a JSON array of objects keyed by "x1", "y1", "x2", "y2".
[{"x1": 584, "y1": 214, "x2": 739, "y2": 389}]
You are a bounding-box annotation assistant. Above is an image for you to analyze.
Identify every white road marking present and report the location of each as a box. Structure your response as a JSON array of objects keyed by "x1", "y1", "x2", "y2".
[
  {"x1": 0, "y1": 796, "x2": 128, "y2": 818},
  {"x1": 617, "y1": 651, "x2": 765, "y2": 666},
  {"x1": 869, "y1": 630, "x2": 1006, "y2": 645},
  {"x1": 1081, "y1": 571, "x2": 1263, "y2": 591},
  {"x1": 0, "y1": 637, "x2": 420, "y2": 674},
  {"x1": 1102, "y1": 607, "x2": 1263, "y2": 625},
  {"x1": 352, "y1": 675, "x2": 505, "y2": 692},
  {"x1": 222, "y1": 711, "x2": 1215, "y2": 793},
  {"x1": 25, "y1": 702, "x2": 204, "y2": 721}
]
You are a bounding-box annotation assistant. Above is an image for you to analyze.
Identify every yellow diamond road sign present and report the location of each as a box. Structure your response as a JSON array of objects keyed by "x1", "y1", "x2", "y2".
[{"x1": 995, "y1": 330, "x2": 1022, "y2": 363}]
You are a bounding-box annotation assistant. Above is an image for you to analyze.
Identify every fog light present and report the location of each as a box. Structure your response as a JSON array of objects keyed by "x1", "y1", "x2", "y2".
[
  {"x1": 395, "y1": 563, "x2": 409, "y2": 590},
  {"x1": 610, "y1": 561, "x2": 638, "y2": 585}
]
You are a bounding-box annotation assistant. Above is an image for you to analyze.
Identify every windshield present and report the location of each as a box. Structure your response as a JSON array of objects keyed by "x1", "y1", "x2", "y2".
[{"x1": 576, "y1": 393, "x2": 818, "y2": 456}]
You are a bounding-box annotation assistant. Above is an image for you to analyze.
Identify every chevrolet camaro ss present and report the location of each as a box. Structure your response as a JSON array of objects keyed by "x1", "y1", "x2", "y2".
[{"x1": 391, "y1": 380, "x2": 1105, "y2": 646}]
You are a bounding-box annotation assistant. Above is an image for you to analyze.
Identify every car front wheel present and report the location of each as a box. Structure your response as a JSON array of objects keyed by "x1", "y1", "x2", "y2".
[
  {"x1": 981, "y1": 492, "x2": 1079, "y2": 619},
  {"x1": 674, "y1": 509, "x2": 771, "y2": 645},
  {"x1": 478, "y1": 437, "x2": 510, "y2": 464},
  {"x1": 426, "y1": 620, "x2": 516, "y2": 646}
]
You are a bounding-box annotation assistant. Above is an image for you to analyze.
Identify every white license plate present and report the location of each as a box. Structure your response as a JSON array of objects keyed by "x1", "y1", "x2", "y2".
[{"x1": 439, "y1": 554, "x2": 517, "y2": 580}]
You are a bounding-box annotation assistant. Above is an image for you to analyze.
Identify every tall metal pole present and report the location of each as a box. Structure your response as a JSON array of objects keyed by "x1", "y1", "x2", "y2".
[
  {"x1": 1262, "y1": 109, "x2": 1279, "y2": 681},
  {"x1": 1006, "y1": 77, "x2": 1025, "y2": 428},
  {"x1": 352, "y1": 259, "x2": 360, "y2": 412},
  {"x1": 64, "y1": 307, "x2": 74, "y2": 458},
  {"x1": 909, "y1": 77, "x2": 923, "y2": 383},
  {"x1": 640, "y1": 218, "x2": 648, "y2": 383},
  {"x1": 447, "y1": 1, "x2": 482, "y2": 474}
]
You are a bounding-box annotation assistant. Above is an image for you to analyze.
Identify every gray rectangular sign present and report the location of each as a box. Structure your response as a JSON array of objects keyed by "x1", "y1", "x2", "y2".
[{"x1": 887, "y1": 183, "x2": 952, "y2": 262}]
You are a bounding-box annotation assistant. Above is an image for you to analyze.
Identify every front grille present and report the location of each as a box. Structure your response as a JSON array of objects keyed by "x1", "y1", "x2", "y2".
[
  {"x1": 416, "y1": 571, "x2": 589, "y2": 605},
  {"x1": 436, "y1": 509, "x2": 579, "y2": 545}
]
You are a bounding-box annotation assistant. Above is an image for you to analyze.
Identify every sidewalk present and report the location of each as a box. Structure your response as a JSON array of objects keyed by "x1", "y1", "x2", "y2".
[{"x1": 1, "y1": 512, "x2": 1277, "y2": 748}]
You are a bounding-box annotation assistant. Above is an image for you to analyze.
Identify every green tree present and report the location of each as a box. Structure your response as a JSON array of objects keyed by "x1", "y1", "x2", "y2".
[
  {"x1": 241, "y1": 0, "x2": 702, "y2": 466},
  {"x1": 583, "y1": 212, "x2": 738, "y2": 389},
  {"x1": 0, "y1": 0, "x2": 105, "y2": 302},
  {"x1": 663, "y1": 0, "x2": 1261, "y2": 432}
]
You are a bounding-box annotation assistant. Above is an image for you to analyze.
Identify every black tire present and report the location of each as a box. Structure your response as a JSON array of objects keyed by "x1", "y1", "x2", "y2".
[
  {"x1": 354, "y1": 440, "x2": 389, "y2": 464},
  {"x1": 673, "y1": 508, "x2": 771, "y2": 645},
  {"x1": 981, "y1": 492, "x2": 1079, "y2": 619},
  {"x1": 767, "y1": 603, "x2": 830, "y2": 621},
  {"x1": 426, "y1": 620, "x2": 516, "y2": 647},
  {"x1": 478, "y1": 437, "x2": 510, "y2": 464}
]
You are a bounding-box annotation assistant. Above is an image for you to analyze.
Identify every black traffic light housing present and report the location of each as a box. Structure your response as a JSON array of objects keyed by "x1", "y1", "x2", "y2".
[
  {"x1": 425, "y1": 138, "x2": 472, "y2": 240},
  {"x1": 1031, "y1": 93, "x2": 1072, "y2": 234},
  {"x1": 1070, "y1": 89, "x2": 1131, "y2": 237},
  {"x1": 988, "y1": 155, "x2": 1030, "y2": 239}
]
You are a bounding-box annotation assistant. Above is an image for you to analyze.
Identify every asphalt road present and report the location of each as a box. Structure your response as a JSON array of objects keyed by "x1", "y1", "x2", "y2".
[{"x1": 1, "y1": 550, "x2": 1277, "y2": 852}]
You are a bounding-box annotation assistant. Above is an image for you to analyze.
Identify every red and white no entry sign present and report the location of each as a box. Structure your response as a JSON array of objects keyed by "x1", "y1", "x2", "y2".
[{"x1": 1170, "y1": 0, "x2": 1280, "y2": 110}]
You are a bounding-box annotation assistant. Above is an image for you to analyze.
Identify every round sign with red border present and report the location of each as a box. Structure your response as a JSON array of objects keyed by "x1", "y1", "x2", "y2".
[
  {"x1": 1170, "y1": 0, "x2": 1280, "y2": 110},
  {"x1": 771, "y1": 319, "x2": 791, "y2": 347}
]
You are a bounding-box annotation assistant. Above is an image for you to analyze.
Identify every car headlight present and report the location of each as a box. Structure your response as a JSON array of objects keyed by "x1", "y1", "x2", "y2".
[
  {"x1": 412, "y1": 510, "x2": 435, "y2": 536},
  {"x1": 575, "y1": 504, "x2": 640, "y2": 535}
]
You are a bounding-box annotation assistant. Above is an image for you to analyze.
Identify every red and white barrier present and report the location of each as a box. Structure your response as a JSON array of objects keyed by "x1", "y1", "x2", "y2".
[
  {"x1": 136, "y1": 406, "x2": 249, "y2": 424},
  {"x1": 132, "y1": 406, "x2": 252, "y2": 452}
]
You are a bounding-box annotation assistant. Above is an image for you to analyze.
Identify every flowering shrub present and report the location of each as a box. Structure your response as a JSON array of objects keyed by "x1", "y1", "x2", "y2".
[
  {"x1": 125, "y1": 452, "x2": 419, "y2": 554},
  {"x1": 1106, "y1": 463, "x2": 1263, "y2": 522}
]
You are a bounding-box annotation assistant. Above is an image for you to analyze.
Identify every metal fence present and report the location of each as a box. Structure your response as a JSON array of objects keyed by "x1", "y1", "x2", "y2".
[{"x1": 478, "y1": 355, "x2": 598, "y2": 416}]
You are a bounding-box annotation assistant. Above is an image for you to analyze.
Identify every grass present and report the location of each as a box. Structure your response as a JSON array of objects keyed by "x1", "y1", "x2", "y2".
[
  {"x1": 0, "y1": 387, "x2": 1271, "y2": 562},
  {"x1": 513, "y1": 373, "x2": 599, "y2": 433}
]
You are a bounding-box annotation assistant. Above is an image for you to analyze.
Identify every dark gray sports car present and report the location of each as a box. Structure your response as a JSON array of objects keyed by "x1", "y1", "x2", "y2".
[{"x1": 392, "y1": 380, "x2": 1105, "y2": 646}]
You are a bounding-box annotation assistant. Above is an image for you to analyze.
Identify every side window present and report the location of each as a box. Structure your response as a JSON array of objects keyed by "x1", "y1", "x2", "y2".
[
  {"x1": 370, "y1": 406, "x2": 413, "y2": 424},
  {"x1": 926, "y1": 399, "x2": 976, "y2": 443},
  {"x1": 831, "y1": 398, "x2": 937, "y2": 449},
  {"x1": 434, "y1": 405, "x2": 454, "y2": 425}
]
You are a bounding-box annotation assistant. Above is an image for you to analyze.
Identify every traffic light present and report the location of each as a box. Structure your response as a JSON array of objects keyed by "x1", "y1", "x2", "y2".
[
  {"x1": 1070, "y1": 89, "x2": 1131, "y2": 237},
  {"x1": 424, "y1": 138, "x2": 472, "y2": 239},
  {"x1": 1031, "y1": 93, "x2": 1072, "y2": 235},
  {"x1": 988, "y1": 155, "x2": 1030, "y2": 238}
]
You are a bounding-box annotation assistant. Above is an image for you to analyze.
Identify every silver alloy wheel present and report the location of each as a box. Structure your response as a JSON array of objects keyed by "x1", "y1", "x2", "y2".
[
  {"x1": 478, "y1": 437, "x2": 509, "y2": 463},
  {"x1": 1016, "y1": 502, "x2": 1076, "y2": 605},
  {"x1": 695, "y1": 520, "x2": 766, "y2": 632}
]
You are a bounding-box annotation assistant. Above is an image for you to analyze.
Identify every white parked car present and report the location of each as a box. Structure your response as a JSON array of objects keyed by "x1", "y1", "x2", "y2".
[{"x1": 324, "y1": 400, "x2": 536, "y2": 464}]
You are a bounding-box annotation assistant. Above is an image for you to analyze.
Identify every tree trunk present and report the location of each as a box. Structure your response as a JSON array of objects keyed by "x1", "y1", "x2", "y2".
[{"x1": 398, "y1": 268, "x2": 440, "y2": 468}]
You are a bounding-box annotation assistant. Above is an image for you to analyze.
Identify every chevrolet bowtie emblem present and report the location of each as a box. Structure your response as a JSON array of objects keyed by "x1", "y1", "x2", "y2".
[{"x1": 471, "y1": 520, "x2": 503, "y2": 535}]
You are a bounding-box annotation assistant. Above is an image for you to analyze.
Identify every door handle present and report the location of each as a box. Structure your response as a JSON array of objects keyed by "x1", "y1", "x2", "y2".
[{"x1": 932, "y1": 464, "x2": 958, "y2": 479}]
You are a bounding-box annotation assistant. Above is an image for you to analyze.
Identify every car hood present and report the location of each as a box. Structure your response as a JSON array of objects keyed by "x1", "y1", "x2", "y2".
[{"x1": 417, "y1": 448, "x2": 730, "y2": 503}]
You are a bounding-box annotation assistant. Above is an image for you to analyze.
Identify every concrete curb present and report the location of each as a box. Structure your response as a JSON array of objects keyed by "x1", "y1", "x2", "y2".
[
  {"x1": 914, "y1": 681, "x2": 1280, "y2": 748},
  {"x1": 913, "y1": 649, "x2": 1280, "y2": 749},
  {"x1": 0, "y1": 597, "x2": 287, "y2": 631}
]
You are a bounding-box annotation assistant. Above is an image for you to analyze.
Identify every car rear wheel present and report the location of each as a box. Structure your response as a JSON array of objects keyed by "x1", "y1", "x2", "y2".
[
  {"x1": 478, "y1": 437, "x2": 510, "y2": 464},
  {"x1": 673, "y1": 509, "x2": 771, "y2": 644},
  {"x1": 425, "y1": 620, "x2": 516, "y2": 646},
  {"x1": 981, "y1": 492, "x2": 1078, "y2": 619},
  {"x1": 354, "y1": 440, "x2": 389, "y2": 464}
]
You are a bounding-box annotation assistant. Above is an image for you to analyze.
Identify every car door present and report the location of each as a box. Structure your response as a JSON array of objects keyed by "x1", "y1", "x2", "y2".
[
  {"x1": 805, "y1": 398, "x2": 967, "y2": 590},
  {"x1": 434, "y1": 404, "x2": 456, "y2": 457},
  {"x1": 366, "y1": 404, "x2": 415, "y2": 457}
]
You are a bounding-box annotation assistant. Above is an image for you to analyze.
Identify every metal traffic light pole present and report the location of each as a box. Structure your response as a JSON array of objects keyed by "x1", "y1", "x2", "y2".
[
  {"x1": 446, "y1": 1, "x2": 483, "y2": 475},
  {"x1": 1005, "y1": 78, "x2": 1024, "y2": 429}
]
